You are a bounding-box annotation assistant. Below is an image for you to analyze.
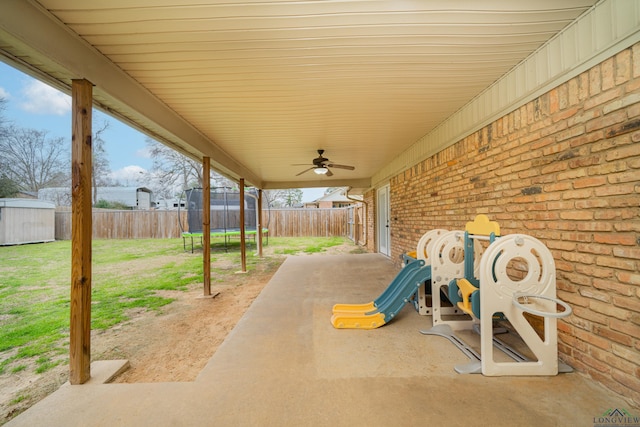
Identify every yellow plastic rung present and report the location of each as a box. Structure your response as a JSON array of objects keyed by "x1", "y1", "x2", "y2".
[
  {"x1": 465, "y1": 214, "x2": 500, "y2": 237},
  {"x1": 455, "y1": 278, "x2": 478, "y2": 316}
]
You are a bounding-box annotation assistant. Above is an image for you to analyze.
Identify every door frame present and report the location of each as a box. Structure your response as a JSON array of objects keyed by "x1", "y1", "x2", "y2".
[{"x1": 376, "y1": 185, "x2": 391, "y2": 257}]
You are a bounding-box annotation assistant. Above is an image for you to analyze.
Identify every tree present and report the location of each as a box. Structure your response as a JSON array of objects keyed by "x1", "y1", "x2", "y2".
[
  {"x1": 0, "y1": 97, "x2": 8, "y2": 144},
  {"x1": 0, "y1": 175, "x2": 19, "y2": 198},
  {"x1": 144, "y1": 138, "x2": 237, "y2": 200},
  {"x1": 0, "y1": 126, "x2": 69, "y2": 192},
  {"x1": 145, "y1": 138, "x2": 202, "y2": 193},
  {"x1": 0, "y1": 96, "x2": 7, "y2": 129},
  {"x1": 264, "y1": 188, "x2": 303, "y2": 207},
  {"x1": 92, "y1": 120, "x2": 112, "y2": 204}
]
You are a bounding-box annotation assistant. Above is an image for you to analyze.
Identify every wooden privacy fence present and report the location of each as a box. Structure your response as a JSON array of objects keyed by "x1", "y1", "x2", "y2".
[
  {"x1": 55, "y1": 209, "x2": 188, "y2": 240},
  {"x1": 55, "y1": 205, "x2": 365, "y2": 242},
  {"x1": 265, "y1": 208, "x2": 346, "y2": 237},
  {"x1": 264, "y1": 206, "x2": 365, "y2": 243}
]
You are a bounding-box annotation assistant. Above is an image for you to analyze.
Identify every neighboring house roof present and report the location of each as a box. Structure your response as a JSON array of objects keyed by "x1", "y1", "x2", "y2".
[
  {"x1": 313, "y1": 188, "x2": 363, "y2": 204},
  {"x1": 14, "y1": 191, "x2": 38, "y2": 199}
]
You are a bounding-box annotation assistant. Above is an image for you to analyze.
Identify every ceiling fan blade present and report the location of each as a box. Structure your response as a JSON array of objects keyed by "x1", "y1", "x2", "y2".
[
  {"x1": 296, "y1": 167, "x2": 315, "y2": 176},
  {"x1": 326, "y1": 168, "x2": 334, "y2": 177},
  {"x1": 327, "y1": 163, "x2": 355, "y2": 170}
]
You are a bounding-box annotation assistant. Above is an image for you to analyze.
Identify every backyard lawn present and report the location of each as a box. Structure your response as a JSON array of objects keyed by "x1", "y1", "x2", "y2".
[{"x1": 0, "y1": 235, "x2": 362, "y2": 424}]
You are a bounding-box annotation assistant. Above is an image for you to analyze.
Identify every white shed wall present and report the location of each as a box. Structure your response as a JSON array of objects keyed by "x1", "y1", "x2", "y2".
[{"x1": 0, "y1": 199, "x2": 55, "y2": 245}]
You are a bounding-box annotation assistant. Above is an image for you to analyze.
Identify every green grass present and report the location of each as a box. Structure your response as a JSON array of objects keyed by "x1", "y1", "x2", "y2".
[
  {"x1": 0, "y1": 236, "x2": 358, "y2": 378},
  {"x1": 0, "y1": 238, "x2": 203, "y2": 376}
]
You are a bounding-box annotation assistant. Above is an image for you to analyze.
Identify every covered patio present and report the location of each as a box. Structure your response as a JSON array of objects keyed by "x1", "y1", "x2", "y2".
[
  {"x1": 1, "y1": 0, "x2": 639, "y2": 420},
  {"x1": 7, "y1": 253, "x2": 630, "y2": 426}
]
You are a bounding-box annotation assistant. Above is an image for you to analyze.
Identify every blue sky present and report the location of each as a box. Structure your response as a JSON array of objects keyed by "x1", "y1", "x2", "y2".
[{"x1": 0, "y1": 61, "x2": 324, "y2": 201}]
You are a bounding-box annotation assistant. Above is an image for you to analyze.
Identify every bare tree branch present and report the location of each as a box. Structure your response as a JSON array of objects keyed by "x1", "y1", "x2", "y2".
[{"x1": 0, "y1": 126, "x2": 69, "y2": 192}]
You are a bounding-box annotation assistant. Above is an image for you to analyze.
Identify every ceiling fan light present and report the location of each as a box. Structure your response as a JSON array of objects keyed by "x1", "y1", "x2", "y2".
[{"x1": 314, "y1": 167, "x2": 329, "y2": 175}]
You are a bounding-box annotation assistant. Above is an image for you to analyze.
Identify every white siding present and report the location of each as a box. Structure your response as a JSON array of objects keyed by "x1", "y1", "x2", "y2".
[{"x1": 0, "y1": 199, "x2": 55, "y2": 245}]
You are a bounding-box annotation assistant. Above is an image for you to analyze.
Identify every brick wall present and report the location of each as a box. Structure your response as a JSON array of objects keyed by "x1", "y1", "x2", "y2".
[
  {"x1": 363, "y1": 190, "x2": 376, "y2": 253},
  {"x1": 381, "y1": 43, "x2": 640, "y2": 405}
]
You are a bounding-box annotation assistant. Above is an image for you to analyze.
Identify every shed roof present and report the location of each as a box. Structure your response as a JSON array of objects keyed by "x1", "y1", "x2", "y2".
[{"x1": 0, "y1": 199, "x2": 56, "y2": 209}]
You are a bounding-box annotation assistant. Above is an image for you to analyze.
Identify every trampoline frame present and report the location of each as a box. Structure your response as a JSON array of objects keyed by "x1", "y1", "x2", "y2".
[{"x1": 179, "y1": 187, "x2": 269, "y2": 253}]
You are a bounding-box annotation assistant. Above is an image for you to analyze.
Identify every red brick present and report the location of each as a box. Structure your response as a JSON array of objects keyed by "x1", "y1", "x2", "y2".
[
  {"x1": 612, "y1": 370, "x2": 640, "y2": 394},
  {"x1": 608, "y1": 170, "x2": 640, "y2": 184},
  {"x1": 573, "y1": 176, "x2": 607, "y2": 188},
  {"x1": 589, "y1": 300, "x2": 631, "y2": 321},
  {"x1": 593, "y1": 278, "x2": 634, "y2": 295},
  {"x1": 595, "y1": 183, "x2": 635, "y2": 197},
  {"x1": 586, "y1": 110, "x2": 628, "y2": 133},
  {"x1": 561, "y1": 189, "x2": 592, "y2": 200},
  {"x1": 593, "y1": 325, "x2": 633, "y2": 346},
  {"x1": 612, "y1": 343, "x2": 640, "y2": 366},
  {"x1": 584, "y1": 87, "x2": 623, "y2": 110},
  {"x1": 577, "y1": 243, "x2": 611, "y2": 255},
  {"x1": 591, "y1": 346, "x2": 637, "y2": 375},
  {"x1": 587, "y1": 160, "x2": 627, "y2": 176},
  {"x1": 616, "y1": 271, "x2": 640, "y2": 286},
  {"x1": 615, "y1": 49, "x2": 632, "y2": 86},
  {"x1": 613, "y1": 246, "x2": 640, "y2": 259},
  {"x1": 576, "y1": 222, "x2": 613, "y2": 232},
  {"x1": 578, "y1": 286, "x2": 609, "y2": 302},
  {"x1": 590, "y1": 65, "x2": 602, "y2": 94},
  {"x1": 558, "y1": 289, "x2": 589, "y2": 307},
  {"x1": 633, "y1": 43, "x2": 640, "y2": 78},
  {"x1": 561, "y1": 232, "x2": 593, "y2": 243},
  {"x1": 601, "y1": 57, "x2": 615, "y2": 91},
  {"x1": 605, "y1": 143, "x2": 640, "y2": 161},
  {"x1": 574, "y1": 351, "x2": 611, "y2": 373},
  {"x1": 593, "y1": 233, "x2": 637, "y2": 245},
  {"x1": 568, "y1": 155, "x2": 600, "y2": 168},
  {"x1": 549, "y1": 88, "x2": 560, "y2": 113},
  {"x1": 560, "y1": 210, "x2": 594, "y2": 221},
  {"x1": 612, "y1": 295, "x2": 640, "y2": 313},
  {"x1": 596, "y1": 255, "x2": 636, "y2": 271},
  {"x1": 608, "y1": 195, "x2": 640, "y2": 208},
  {"x1": 610, "y1": 318, "x2": 640, "y2": 339},
  {"x1": 544, "y1": 182, "x2": 572, "y2": 192},
  {"x1": 574, "y1": 327, "x2": 612, "y2": 350},
  {"x1": 572, "y1": 306, "x2": 608, "y2": 325}
]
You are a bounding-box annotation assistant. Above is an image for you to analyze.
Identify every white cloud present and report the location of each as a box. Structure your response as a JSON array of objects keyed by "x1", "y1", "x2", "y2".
[
  {"x1": 0, "y1": 86, "x2": 10, "y2": 99},
  {"x1": 110, "y1": 165, "x2": 147, "y2": 185},
  {"x1": 135, "y1": 147, "x2": 152, "y2": 159},
  {"x1": 19, "y1": 80, "x2": 70, "y2": 115}
]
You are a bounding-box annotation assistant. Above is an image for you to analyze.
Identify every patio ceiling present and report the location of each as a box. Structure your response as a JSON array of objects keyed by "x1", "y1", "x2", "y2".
[{"x1": 0, "y1": 0, "x2": 598, "y2": 191}]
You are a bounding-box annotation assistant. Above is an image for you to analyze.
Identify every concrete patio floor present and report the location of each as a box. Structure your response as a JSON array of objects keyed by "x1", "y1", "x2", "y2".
[{"x1": 8, "y1": 253, "x2": 637, "y2": 426}]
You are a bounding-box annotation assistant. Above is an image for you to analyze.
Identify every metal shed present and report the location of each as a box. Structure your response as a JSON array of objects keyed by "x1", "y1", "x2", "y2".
[{"x1": 0, "y1": 199, "x2": 55, "y2": 246}]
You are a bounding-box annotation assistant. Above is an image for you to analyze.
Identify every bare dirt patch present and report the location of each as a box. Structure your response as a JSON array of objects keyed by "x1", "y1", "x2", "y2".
[{"x1": 1, "y1": 241, "x2": 361, "y2": 424}]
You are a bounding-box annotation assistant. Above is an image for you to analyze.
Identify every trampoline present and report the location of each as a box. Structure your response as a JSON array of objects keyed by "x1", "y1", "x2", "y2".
[{"x1": 179, "y1": 187, "x2": 269, "y2": 253}]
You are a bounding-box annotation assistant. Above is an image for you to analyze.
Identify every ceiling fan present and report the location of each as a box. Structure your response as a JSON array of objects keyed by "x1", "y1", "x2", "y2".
[{"x1": 295, "y1": 149, "x2": 355, "y2": 177}]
